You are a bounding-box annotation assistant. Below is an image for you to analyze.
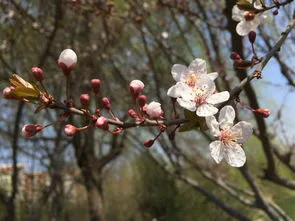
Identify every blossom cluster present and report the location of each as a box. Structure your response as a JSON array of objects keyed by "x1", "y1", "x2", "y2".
[
  {"x1": 167, "y1": 58, "x2": 229, "y2": 117},
  {"x1": 3, "y1": 49, "x2": 257, "y2": 168},
  {"x1": 166, "y1": 58, "x2": 253, "y2": 167}
]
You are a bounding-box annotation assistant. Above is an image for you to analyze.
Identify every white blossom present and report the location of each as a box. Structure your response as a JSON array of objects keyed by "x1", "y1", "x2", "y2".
[
  {"x1": 232, "y1": 1, "x2": 271, "y2": 36},
  {"x1": 58, "y1": 49, "x2": 77, "y2": 68},
  {"x1": 167, "y1": 58, "x2": 218, "y2": 98},
  {"x1": 175, "y1": 76, "x2": 230, "y2": 117},
  {"x1": 205, "y1": 106, "x2": 253, "y2": 167}
]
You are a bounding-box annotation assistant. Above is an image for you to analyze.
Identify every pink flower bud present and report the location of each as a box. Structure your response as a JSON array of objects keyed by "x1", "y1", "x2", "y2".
[
  {"x1": 58, "y1": 49, "x2": 77, "y2": 75},
  {"x1": 128, "y1": 109, "x2": 138, "y2": 118},
  {"x1": 90, "y1": 79, "x2": 101, "y2": 94},
  {"x1": 230, "y1": 52, "x2": 241, "y2": 61},
  {"x1": 146, "y1": 101, "x2": 163, "y2": 119},
  {"x1": 31, "y1": 67, "x2": 44, "y2": 81},
  {"x1": 273, "y1": 10, "x2": 278, "y2": 16},
  {"x1": 129, "y1": 80, "x2": 144, "y2": 97},
  {"x1": 64, "y1": 124, "x2": 77, "y2": 136},
  {"x1": 3, "y1": 86, "x2": 16, "y2": 99},
  {"x1": 95, "y1": 116, "x2": 109, "y2": 131},
  {"x1": 21, "y1": 124, "x2": 43, "y2": 138},
  {"x1": 138, "y1": 95, "x2": 147, "y2": 107},
  {"x1": 144, "y1": 139, "x2": 154, "y2": 148},
  {"x1": 102, "y1": 97, "x2": 111, "y2": 110},
  {"x1": 80, "y1": 93, "x2": 91, "y2": 108},
  {"x1": 248, "y1": 31, "x2": 256, "y2": 44},
  {"x1": 253, "y1": 108, "x2": 271, "y2": 118}
]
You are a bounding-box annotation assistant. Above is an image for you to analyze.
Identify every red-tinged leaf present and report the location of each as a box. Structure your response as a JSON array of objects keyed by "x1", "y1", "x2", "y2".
[
  {"x1": 9, "y1": 74, "x2": 34, "y2": 89},
  {"x1": 12, "y1": 87, "x2": 40, "y2": 100}
]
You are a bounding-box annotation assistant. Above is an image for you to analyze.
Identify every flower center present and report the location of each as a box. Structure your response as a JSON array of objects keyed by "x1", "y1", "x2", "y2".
[
  {"x1": 219, "y1": 129, "x2": 235, "y2": 145},
  {"x1": 244, "y1": 12, "x2": 255, "y2": 21},
  {"x1": 219, "y1": 128, "x2": 242, "y2": 146},
  {"x1": 194, "y1": 84, "x2": 209, "y2": 106},
  {"x1": 185, "y1": 71, "x2": 200, "y2": 88}
]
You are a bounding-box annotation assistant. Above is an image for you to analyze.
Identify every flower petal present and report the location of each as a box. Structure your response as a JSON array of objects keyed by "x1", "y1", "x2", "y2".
[
  {"x1": 167, "y1": 85, "x2": 179, "y2": 98},
  {"x1": 171, "y1": 64, "x2": 187, "y2": 82},
  {"x1": 194, "y1": 75, "x2": 216, "y2": 96},
  {"x1": 260, "y1": 12, "x2": 272, "y2": 23},
  {"x1": 232, "y1": 5, "x2": 243, "y2": 22},
  {"x1": 253, "y1": 1, "x2": 263, "y2": 9},
  {"x1": 231, "y1": 121, "x2": 253, "y2": 143},
  {"x1": 167, "y1": 82, "x2": 191, "y2": 98},
  {"x1": 206, "y1": 116, "x2": 220, "y2": 137},
  {"x1": 188, "y1": 58, "x2": 206, "y2": 74},
  {"x1": 196, "y1": 104, "x2": 218, "y2": 117},
  {"x1": 236, "y1": 18, "x2": 261, "y2": 36},
  {"x1": 206, "y1": 91, "x2": 230, "y2": 105},
  {"x1": 207, "y1": 72, "x2": 219, "y2": 81},
  {"x1": 223, "y1": 142, "x2": 246, "y2": 167},
  {"x1": 176, "y1": 97, "x2": 196, "y2": 112},
  {"x1": 218, "y1": 105, "x2": 235, "y2": 130},
  {"x1": 209, "y1": 141, "x2": 224, "y2": 164}
]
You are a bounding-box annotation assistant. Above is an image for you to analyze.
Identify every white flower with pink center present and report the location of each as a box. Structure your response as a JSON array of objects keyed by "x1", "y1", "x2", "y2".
[
  {"x1": 167, "y1": 58, "x2": 218, "y2": 98},
  {"x1": 232, "y1": 1, "x2": 271, "y2": 36},
  {"x1": 175, "y1": 76, "x2": 230, "y2": 117},
  {"x1": 205, "y1": 105, "x2": 253, "y2": 167}
]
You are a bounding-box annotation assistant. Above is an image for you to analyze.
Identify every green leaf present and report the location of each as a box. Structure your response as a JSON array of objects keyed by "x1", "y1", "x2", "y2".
[
  {"x1": 179, "y1": 110, "x2": 209, "y2": 132},
  {"x1": 199, "y1": 117, "x2": 209, "y2": 132},
  {"x1": 184, "y1": 110, "x2": 198, "y2": 122},
  {"x1": 236, "y1": 0, "x2": 258, "y2": 12},
  {"x1": 179, "y1": 121, "x2": 199, "y2": 132},
  {"x1": 12, "y1": 87, "x2": 40, "y2": 100}
]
